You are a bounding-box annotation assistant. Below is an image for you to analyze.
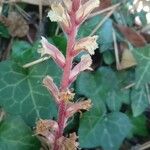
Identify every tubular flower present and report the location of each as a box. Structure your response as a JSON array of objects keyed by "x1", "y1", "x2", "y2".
[
  {"x1": 63, "y1": 0, "x2": 72, "y2": 12},
  {"x1": 47, "y1": 2, "x2": 71, "y2": 30},
  {"x1": 39, "y1": 36, "x2": 65, "y2": 68},
  {"x1": 76, "y1": 0, "x2": 100, "y2": 23},
  {"x1": 74, "y1": 35, "x2": 98, "y2": 55},
  {"x1": 69, "y1": 54, "x2": 92, "y2": 84},
  {"x1": 66, "y1": 99, "x2": 92, "y2": 118},
  {"x1": 57, "y1": 133, "x2": 79, "y2": 150},
  {"x1": 43, "y1": 76, "x2": 60, "y2": 104},
  {"x1": 35, "y1": 119, "x2": 59, "y2": 149}
]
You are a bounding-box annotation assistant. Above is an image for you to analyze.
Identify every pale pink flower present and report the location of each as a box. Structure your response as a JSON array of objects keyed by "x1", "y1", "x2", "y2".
[
  {"x1": 74, "y1": 35, "x2": 98, "y2": 55},
  {"x1": 39, "y1": 36, "x2": 65, "y2": 68},
  {"x1": 76, "y1": 0, "x2": 100, "y2": 23},
  {"x1": 66, "y1": 99, "x2": 92, "y2": 118},
  {"x1": 69, "y1": 54, "x2": 92, "y2": 84},
  {"x1": 35, "y1": 119, "x2": 59, "y2": 149},
  {"x1": 43, "y1": 76, "x2": 60, "y2": 104},
  {"x1": 47, "y1": 3, "x2": 71, "y2": 30},
  {"x1": 63, "y1": 0, "x2": 72, "y2": 12}
]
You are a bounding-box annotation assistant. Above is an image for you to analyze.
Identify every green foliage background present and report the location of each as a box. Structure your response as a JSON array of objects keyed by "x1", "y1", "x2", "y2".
[{"x1": 0, "y1": 0, "x2": 150, "y2": 150}]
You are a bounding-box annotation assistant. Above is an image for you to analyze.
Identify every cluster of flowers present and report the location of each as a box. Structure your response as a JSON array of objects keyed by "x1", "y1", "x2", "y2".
[{"x1": 36, "y1": 0, "x2": 100, "y2": 149}]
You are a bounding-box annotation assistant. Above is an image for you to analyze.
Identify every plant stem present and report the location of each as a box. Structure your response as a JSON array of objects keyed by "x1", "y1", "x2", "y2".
[{"x1": 53, "y1": 12, "x2": 77, "y2": 150}]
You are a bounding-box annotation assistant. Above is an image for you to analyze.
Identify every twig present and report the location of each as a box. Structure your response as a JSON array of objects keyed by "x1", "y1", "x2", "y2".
[
  {"x1": 2, "y1": 37, "x2": 14, "y2": 60},
  {"x1": 145, "y1": 84, "x2": 150, "y2": 105},
  {"x1": 90, "y1": 8, "x2": 117, "y2": 36},
  {"x1": 22, "y1": 56, "x2": 50, "y2": 68},
  {"x1": 132, "y1": 141, "x2": 150, "y2": 150},
  {"x1": 55, "y1": 26, "x2": 60, "y2": 36},
  {"x1": 15, "y1": 4, "x2": 31, "y2": 20},
  {"x1": 27, "y1": 33, "x2": 33, "y2": 44},
  {"x1": 38, "y1": 0, "x2": 43, "y2": 37},
  {"x1": 112, "y1": 28, "x2": 120, "y2": 69},
  {"x1": 124, "y1": 83, "x2": 135, "y2": 89},
  {"x1": 88, "y1": 3, "x2": 120, "y2": 19}
]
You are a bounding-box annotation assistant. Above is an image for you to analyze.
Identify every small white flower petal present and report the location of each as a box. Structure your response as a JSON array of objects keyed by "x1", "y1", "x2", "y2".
[{"x1": 47, "y1": 10, "x2": 63, "y2": 22}]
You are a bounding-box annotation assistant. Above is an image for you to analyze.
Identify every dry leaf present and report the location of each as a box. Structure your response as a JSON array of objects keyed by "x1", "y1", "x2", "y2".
[
  {"x1": 116, "y1": 25, "x2": 147, "y2": 47},
  {"x1": 141, "y1": 32, "x2": 150, "y2": 43},
  {"x1": 99, "y1": 0, "x2": 111, "y2": 10},
  {"x1": 8, "y1": 12, "x2": 29, "y2": 37},
  {"x1": 118, "y1": 44, "x2": 137, "y2": 70}
]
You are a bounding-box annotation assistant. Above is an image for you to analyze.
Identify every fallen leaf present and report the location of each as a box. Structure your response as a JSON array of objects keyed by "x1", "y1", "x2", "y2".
[
  {"x1": 118, "y1": 43, "x2": 137, "y2": 70},
  {"x1": 99, "y1": 0, "x2": 111, "y2": 10},
  {"x1": 116, "y1": 25, "x2": 147, "y2": 47},
  {"x1": 7, "y1": 12, "x2": 29, "y2": 37}
]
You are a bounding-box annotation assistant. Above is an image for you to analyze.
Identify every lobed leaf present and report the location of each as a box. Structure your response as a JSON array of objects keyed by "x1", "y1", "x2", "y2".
[{"x1": 0, "y1": 60, "x2": 61, "y2": 126}]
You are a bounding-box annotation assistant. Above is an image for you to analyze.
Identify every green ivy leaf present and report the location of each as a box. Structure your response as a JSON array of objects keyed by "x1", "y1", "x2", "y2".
[
  {"x1": 0, "y1": 116, "x2": 40, "y2": 150},
  {"x1": 103, "y1": 51, "x2": 115, "y2": 65},
  {"x1": 129, "y1": 114, "x2": 149, "y2": 137},
  {"x1": 133, "y1": 45, "x2": 150, "y2": 88},
  {"x1": 76, "y1": 67, "x2": 129, "y2": 112},
  {"x1": 11, "y1": 40, "x2": 33, "y2": 65},
  {"x1": 131, "y1": 87, "x2": 148, "y2": 117},
  {"x1": 0, "y1": 60, "x2": 61, "y2": 126},
  {"x1": 78, "y1": 112, "x2": 132, "y2": 150},
  {"x1": 52, "y1": 36, "x2": 67, "y2": 55}
]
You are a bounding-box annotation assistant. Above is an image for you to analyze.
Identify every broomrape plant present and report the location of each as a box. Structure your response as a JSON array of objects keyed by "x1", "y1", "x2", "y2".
[{"x1": 35, "y1": 0, "x2": 100, "y2": 149}]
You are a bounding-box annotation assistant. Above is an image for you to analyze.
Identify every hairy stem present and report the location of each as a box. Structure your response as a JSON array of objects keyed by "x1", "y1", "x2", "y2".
[{"x1": 54, "y1": 12, "x2": 77, "y2": 150}]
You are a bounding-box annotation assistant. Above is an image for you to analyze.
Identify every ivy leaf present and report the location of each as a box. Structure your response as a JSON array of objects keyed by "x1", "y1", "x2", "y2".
[
  {"x1": 131, "y1": 87, "x2": 148, "y2": 117},
  {"x1": 129, "y1": 114, "x2": 149, "y2": 137},
  {"x1": 0, "y1": 60, "x2": 61, "y2": 126},
  {"x1": 52, "y1": 36, "x2": 67, "y2": 55},
  {"x1": 78, "y1": 112, "x2": 132, "y2": 150},
  {"x1": 0, "y1": 116, "x2": 40, "y2": 150},
  {"x1": 133, "y1": 45, "x2": 150, "y2": 88},
  {"x1": 11, "y1": 40, "x2": 33, "y2": 65},
  {"x1": 76, "y1": 67, "x2": 129, "y2": 112}
]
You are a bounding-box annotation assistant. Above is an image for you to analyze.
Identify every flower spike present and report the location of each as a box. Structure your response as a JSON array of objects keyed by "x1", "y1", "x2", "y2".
[
  {"x1": 39, "y1": 36, "x2": 65, "y2": 68},
  {"x1": 43, "y1": 76, "x2": 60, "y2": 104},
  {"x1": 69, "y1": 54, "x2": 92, "y2": 84}
]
